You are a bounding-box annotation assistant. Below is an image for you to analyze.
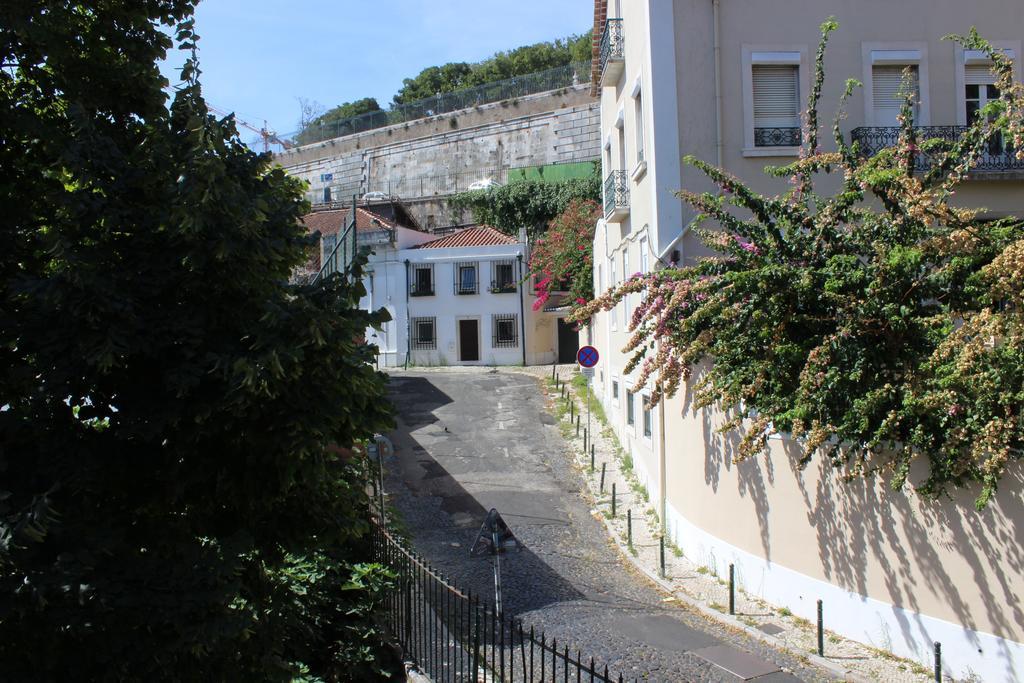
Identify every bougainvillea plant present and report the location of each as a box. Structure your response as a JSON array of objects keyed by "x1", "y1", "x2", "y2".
[
  {"x1": 528, "y1": 199, "x2": 601, "y2": 312},
  {"x1": 571, "y1": 21, "x2": 1024, "y2": 509}
]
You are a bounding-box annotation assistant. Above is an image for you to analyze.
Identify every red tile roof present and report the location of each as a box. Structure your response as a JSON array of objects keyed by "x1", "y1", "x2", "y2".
[
  {"x1": 414, "y1": 226, "x2": 518, "y2": 250},
  {"x1": 300, "y1": 207, "x2": 398, "y2": 237}
]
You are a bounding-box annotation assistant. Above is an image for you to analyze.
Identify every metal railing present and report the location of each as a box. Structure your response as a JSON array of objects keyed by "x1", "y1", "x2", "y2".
[
  {"x1": 851, "y1": 125, "x2": 1024, "y2": 172},
  {"x1": 291, "y1": 61, "x2": 590, "y2": 146},
  {"x1": 754, "y1": 127, "x2": 802, "y2": 147},
  {"x1": 370, "y1": 519, "x2": 633, "y2": 682},
  {"x1": 312, "y1": 199, "x2": 358, "y2": 285},
  {"x1": 600, "y1": 19, "x2": 624, "y2": 77},
  {"x1": 603, "y1": 170, "x2": 629, "y2": 217}
]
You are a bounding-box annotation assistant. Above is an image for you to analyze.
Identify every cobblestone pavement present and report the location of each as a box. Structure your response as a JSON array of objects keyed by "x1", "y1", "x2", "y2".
[{"x1": 383, "y1": 369, "x2": 839, "y2": 683}]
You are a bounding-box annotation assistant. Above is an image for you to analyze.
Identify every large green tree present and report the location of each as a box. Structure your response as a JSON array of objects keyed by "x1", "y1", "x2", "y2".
[{"x1": 0, "y1": 2, "x2": 397, "y2": 680}]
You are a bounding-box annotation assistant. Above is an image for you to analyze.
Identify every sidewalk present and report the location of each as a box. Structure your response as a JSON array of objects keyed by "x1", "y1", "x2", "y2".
[{"x1": 514, "y1": 363, "x2": 940, "y2": 683}]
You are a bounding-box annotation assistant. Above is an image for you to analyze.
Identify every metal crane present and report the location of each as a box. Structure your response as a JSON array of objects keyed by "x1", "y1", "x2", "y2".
[
  {"x1": 203, "y1": 103, "x2": 293, "y2": 152},
  {"x1": 162, "y1": 86, "x2": 292, "y2": 152}
]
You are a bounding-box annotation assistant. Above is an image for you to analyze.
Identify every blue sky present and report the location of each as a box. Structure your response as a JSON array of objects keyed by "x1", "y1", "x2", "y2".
[{"x1": 161, "y1": 1, "x2": 591, "y2": 142}]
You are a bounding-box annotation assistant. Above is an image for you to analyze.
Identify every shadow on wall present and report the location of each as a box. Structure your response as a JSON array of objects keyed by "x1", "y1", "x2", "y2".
[{"x1": 684, "y1": 378, "x2": 1024, "y2": 679}]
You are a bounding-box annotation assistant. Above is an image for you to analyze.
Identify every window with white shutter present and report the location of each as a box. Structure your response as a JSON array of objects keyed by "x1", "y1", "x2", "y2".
[
  {"x1": 752, "y1": 65, "x2": 801, "y2": 147},
  {"x1": 872, "y1": 65, "x2": 919, "y2": 126}
]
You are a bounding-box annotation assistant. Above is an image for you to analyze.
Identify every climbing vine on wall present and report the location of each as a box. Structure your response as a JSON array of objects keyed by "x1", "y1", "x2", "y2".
[
  {"x1": 449, "y1": 169, "x2": 600, "y2": 236},
  {"x1": 528, "y1": 199, "x2": 600, "y2": 312},
  {"x1": 571, "y1": 21, "x2": 1024, "y2": 509}
]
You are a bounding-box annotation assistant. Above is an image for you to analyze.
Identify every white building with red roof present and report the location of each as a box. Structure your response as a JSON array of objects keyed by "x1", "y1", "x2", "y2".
[
  {"x1": 399, "y1": 226, "x2": 551, "y2": 367},
  {"x1": 303, "y1": 201, "x2": 572, "y2": 366}
]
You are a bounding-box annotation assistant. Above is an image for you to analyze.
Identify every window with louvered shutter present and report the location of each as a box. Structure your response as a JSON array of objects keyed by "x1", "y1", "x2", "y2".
[
  {"x1": 752, "y1": 65, "x2": 800, "y2": 146},
  {"x1": 873, "y1": 65, "x2": 918, "y2": 126}
]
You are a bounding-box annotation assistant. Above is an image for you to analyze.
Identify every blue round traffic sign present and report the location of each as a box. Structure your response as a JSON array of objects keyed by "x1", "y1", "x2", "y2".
[{"x1": 577, "y1": 345, "x2": 599, "y2": 368}]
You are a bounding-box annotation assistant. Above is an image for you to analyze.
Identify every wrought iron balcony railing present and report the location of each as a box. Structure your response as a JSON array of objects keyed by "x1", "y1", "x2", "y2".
[
  {"x1": 754, "y1": 127, "x2": 802, "y2": 147},
  {"x1": 851, "y1": 126, "x2": 1024, "y2": 173},
  {"x1": 410, "y1": 284, "x2": 434, "y2": 297},
  {"x1": 604, "y1": 170, "x2": 629, "y2": 220},
  {"x1": 600, "y1": 18, "x2": 624, "y2": 85}
]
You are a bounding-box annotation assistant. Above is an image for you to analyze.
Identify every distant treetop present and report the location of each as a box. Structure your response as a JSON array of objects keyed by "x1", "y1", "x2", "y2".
[{"x1": 392, "y1": 33, "x2": 592, "y2": 105}]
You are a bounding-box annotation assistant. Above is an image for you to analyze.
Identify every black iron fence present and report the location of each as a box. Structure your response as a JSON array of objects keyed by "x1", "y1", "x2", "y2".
[
  {"x1": 312, "y1": 199, "x2": 358, "y2": 285},
  {"x1": 290, "y1": 61, "x2": 590, "y2": 147},
  {"x1": 603, "y1": 170, "x2": 629, "y2": 218},
  {"x1": 370, "y1": 520, "x2": 634, "y2": 683},
  {"x1": 851, "y1": 125, "x2": 1024, "y2": 172},
  {"x1": 600, "y1": 19, "x2": 624, "y2": 78}
]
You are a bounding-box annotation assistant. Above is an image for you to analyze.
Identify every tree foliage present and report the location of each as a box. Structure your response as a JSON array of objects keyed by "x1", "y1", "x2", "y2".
[
  {"x1": 450, "y1": 168, "x2": 601, "y2": 236},
  {"x1": 528, "y1": 200, "x2": 600, "y2": 312},
  {"x1": 296, "y1": 96, "x2": 382, "y2": 145},
  {"x1": 0, "y1": 2, "x2": 399, "y2": 679},
  {"x1": 572, "y1": 21, "x2": 1024, "y2": 509},
  {"x1": 392, "y1": 33, "x2": 591, "y2": 104}
]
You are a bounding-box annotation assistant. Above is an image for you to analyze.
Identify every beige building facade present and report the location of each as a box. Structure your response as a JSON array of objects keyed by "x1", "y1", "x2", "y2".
[{"x1": 589, "y1": 1, "x2": 1024, "y2": 680}]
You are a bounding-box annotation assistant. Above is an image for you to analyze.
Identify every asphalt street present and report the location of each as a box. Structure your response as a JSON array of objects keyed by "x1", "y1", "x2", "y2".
[{"x1": 383, "y1": 369, "x2": 831, "y2": 683}]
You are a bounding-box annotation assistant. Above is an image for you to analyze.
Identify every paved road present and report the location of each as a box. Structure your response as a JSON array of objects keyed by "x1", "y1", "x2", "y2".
[{"x1": 383, "y1": 369, "x2": 831, "y2": 683}]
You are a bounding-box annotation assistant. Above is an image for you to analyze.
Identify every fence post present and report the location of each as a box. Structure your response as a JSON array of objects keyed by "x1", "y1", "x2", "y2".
[
  {"x1": 611, "y1": 483, "x2": 616, "y2": 518},
  {"x1": 590, "y1": 444, "x2": 595, "y2": 472},
  {"x1": 817, "y1": 599, "x2": 824, "y2": 657},
  {"x1": 729, "y1": 564, "x2": 735, "y2": 615},
  {"x1": 660, "y1": 536, "x2": 666, "y2": 578},
  {"x1": 600, "y1": 463, "x2": 606, "y2": 493},
  {"x1": 627, "y1": 509, "x2": 633, "y2": 548},
  {"x1": 472, "y1": 600, "x2": 481, "y2": 680}
]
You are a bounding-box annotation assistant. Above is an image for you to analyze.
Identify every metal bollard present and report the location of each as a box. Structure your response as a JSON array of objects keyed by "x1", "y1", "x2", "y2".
[
  {"x1": 584, "y1": 427, "x2": 588, "y2": 451},
  {"x1": 576, "y1": 417, "x2": 580, "y2": 437},
  {"x1": 934, "y1": 642, "x2": 942, "y2": 682},
  {"x1": 590, "y1": 444, "x2": 595, "y2": 471},
  {"x1": 729, "y1": 564, "x2": 735, "y2": 615},
  {"x1": 611, "y1": 483, "x2": 616, "y2": 518},
  {"x1": 817, "y1": 599, "x2": 824, "y2": 657},
  {"x1": 659, "y1": 536, "x2": 666, "y2": 578},
  {"x1": 600, "y1": 463, "x2": 606, "y2": 493},
  {"x1": 627, "y1": 509, "x2": 633, "y2": 548}
]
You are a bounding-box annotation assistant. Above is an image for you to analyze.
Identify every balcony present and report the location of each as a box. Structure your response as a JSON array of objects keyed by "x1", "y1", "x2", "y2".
[
  {"x1": 851, "y1": 126, "x2": 1024, "y2": 175},
  {"x1": 599, "y1": 18, "x2": 624, "y2": 87},
  {"x1": 604, "y1": 170, "x2": 629, "y2": 221}
]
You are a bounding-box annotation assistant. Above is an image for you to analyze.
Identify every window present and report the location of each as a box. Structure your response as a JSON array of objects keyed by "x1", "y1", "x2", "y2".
[
  {"x1": 455, "y1": 262, "x2": 478, "y2": 295},
  {"x1": 640, "y1": 236, "x2": 649, "y2": 273},
  {"x1": 622, "y1": 249, "x2": 630, "y2": 320},
  {"x1": 492, "y1": 314, "x2": 518, "y2": 348},
  {"x1": 965, "y1": 65, "x2": 1000, "y2": 123},
  {"x1": 411, "y1": 265, "x2": 433, "y2": 296},
  {"x1": 752, "y1": 64, "x2": 801, "y2": 147},
  {"x1": 612, "y1": 380, "x2": 619, "y2": 401},
  {"x1": 872, "y1": 64, "x2": 919, "y2": 126},
  {"x1": 626, "y1": 391, "x2": 635, "y2": 426},
  {"x1": 322, "y1": 186, "x2": 332, "y2": 203},
  {"x1": 412, "y1": 317, "x2": 436, "y2": 350},
  {"x1": 634, "y1": 90, "x2": 645, "y2": 164},
  {"x1": 642, "y1": 396, "x2": 652, "y2": 438},
  {"x1": 491, "y1": 260, "x2": 516, "y2": 293}
]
